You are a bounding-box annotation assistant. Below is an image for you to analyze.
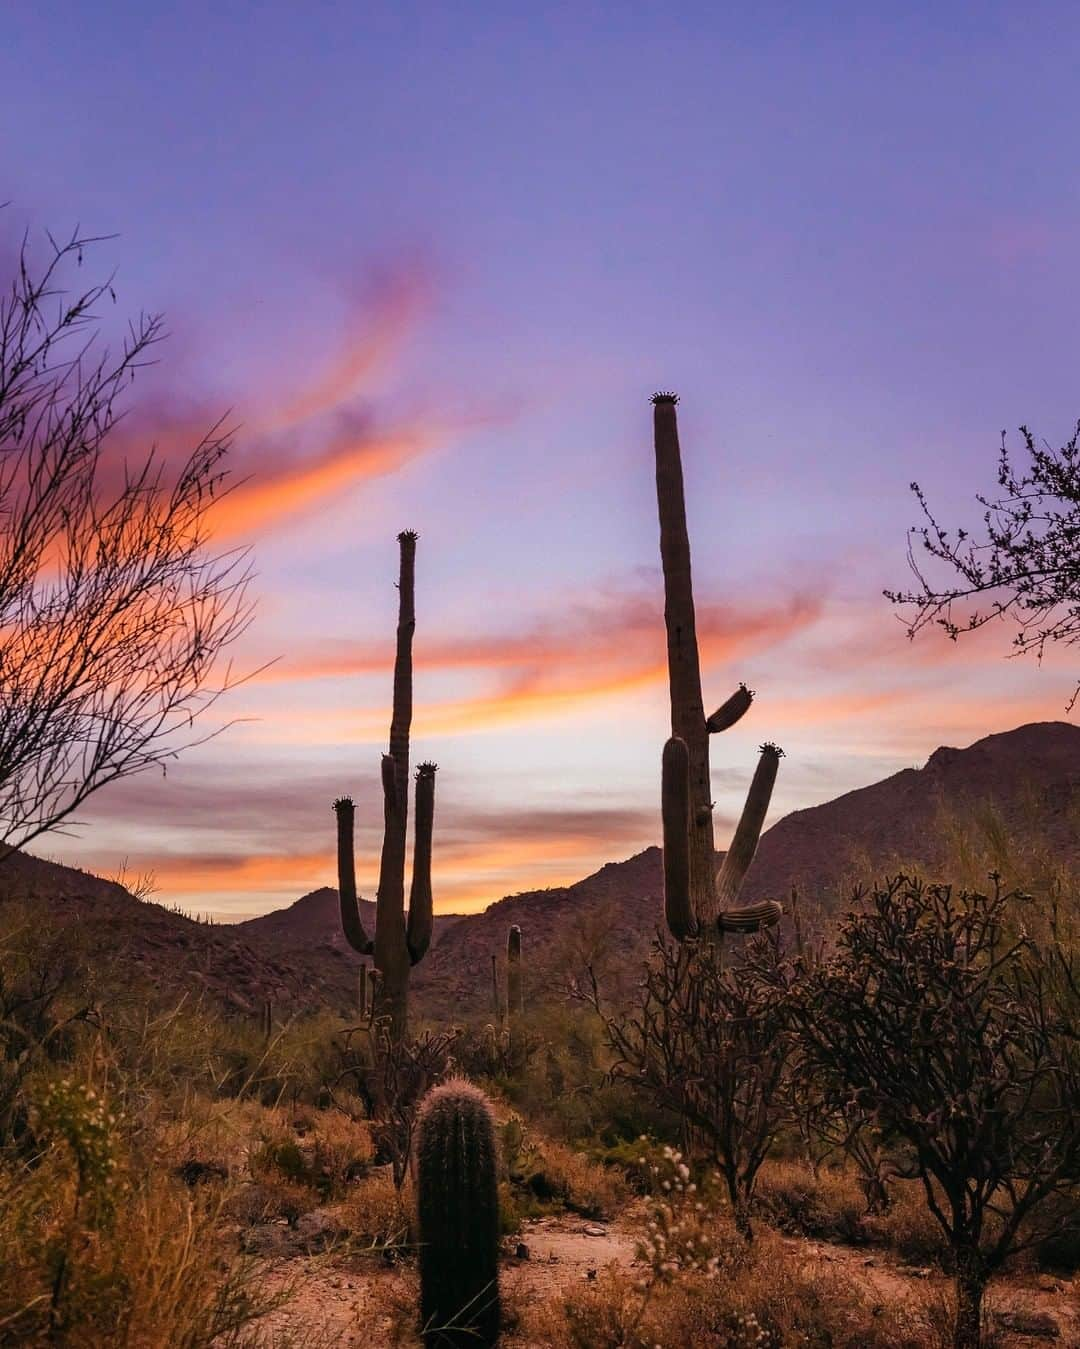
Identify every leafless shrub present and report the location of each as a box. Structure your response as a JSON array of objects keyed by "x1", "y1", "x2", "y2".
[
  {"x1": 0, "y1": 224, "x2": 253, "y2": 854},
  {"x1": 791, "y1": 874, "x2": 1080, "y2": 1349}
]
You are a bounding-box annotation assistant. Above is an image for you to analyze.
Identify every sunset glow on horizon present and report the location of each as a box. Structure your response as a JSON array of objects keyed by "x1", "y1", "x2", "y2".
[{"x1": 6, "y1": 4, "x2": 1079, "y2": 918}]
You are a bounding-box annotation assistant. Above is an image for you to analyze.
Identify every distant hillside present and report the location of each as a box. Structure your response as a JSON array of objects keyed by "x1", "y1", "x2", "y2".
[
  {"x1": 0, "y1": 852, "x2": 308, "y2": 1014},
  {"x1": 740, "y1": 720, "x2": 1080, "y2": 911},
  {"x1": 1, "y1": 722, "x2": 1075, "y2": 1020},
  {"x1": 255, "y1": 721, "x2": 1080, "y2": 1018}
]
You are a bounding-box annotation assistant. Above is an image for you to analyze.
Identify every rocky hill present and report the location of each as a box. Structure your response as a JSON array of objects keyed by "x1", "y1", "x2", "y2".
[{"x1": 1, "y1": 722, "x2": 1075, "y2": 1020}]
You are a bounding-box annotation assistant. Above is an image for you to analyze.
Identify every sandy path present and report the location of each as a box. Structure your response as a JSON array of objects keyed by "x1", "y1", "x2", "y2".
[{"x1": 244, "y1": 1214, "x2": 1078, "y2": 1347}]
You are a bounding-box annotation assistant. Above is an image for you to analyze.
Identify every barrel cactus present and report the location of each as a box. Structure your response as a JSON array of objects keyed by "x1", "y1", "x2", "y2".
[
  {"x1": 652, "y1": 394, "x2": 783, "y2": 939},
  {"x1": 416, "y1": 1079, "x2": 501, "y2": 1348}
]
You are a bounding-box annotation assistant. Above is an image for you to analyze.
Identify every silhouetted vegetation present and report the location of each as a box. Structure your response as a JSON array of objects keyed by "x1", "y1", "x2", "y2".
[
  {"x1": 0, "y1": 227, "x2": 252, "y2": 857},
  {"x1": 888, "y1": 422, "x2": 1080, "y2": 708}
]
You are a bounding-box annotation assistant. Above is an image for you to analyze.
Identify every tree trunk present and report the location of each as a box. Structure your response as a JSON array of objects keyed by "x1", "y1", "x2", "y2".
[
  {"x1": 653, "y1": 396, "x2": 716, "y2": 928},
  {"x1": 953, "y1": 1249, "x2": 985, "y2": 1349}
]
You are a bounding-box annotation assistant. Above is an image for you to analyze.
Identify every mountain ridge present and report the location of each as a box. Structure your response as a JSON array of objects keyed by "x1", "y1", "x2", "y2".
[{"x1": 1, "y1": 721, "x2": 1075, "y2": 1018}]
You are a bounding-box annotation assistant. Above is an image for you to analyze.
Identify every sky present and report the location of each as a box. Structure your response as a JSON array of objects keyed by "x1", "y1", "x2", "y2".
[{"x1": 2, "y1": 3, "x2": 1077, "y2": 918}]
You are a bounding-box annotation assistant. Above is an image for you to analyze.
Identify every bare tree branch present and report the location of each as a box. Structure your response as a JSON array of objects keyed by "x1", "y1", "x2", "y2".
[{"x1": 0, "y1": 225, "x2": 255, "y2": 857}]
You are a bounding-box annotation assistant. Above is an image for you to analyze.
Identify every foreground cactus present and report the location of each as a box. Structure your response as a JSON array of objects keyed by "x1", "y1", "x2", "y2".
[
  {"x1": 333, "y1": 530, "x2": 436, "y2": 1043},
  {"x1": 416, "y1": 1079, "x2": 501, "y2": 1348},
  {"x1": 652, "y1": 394, "x2": 783, "y2": 938}
]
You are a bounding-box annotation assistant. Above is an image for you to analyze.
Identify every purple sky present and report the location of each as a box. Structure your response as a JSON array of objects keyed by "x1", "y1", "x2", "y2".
[{"x1": 4, "y1": 4, "x2": 1077, "y2": 915}]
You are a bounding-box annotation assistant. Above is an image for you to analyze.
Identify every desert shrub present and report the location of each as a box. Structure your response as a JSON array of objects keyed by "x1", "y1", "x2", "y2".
[
  {"x1": 591, "y1": 932, "x2": 799, "y2": 1239},
  {"x1": 527, "y1": 1226, "x2": 941, "y2": 1349},
  {"x1": 339, "y1": 1167, "x2": 413, "y2": 1251},
  {"x1": 0, "y1": 1071, "x2": 284, "y2": 1347},
  {"x1": 333, "y1": 1021, "x2": 457, "y2": 1188},
  {"x1": 792, "y1": 875, "x2": 1080, "y2": 1349},
  {"x1": 250, "y1": 1109, "x2": 372, "y2": 1201},
  {"x1": 860, "y1": 1180, "x2": 952, "y2": 1266},
  {"x1": 1029, "y1": 1193, "x2": 1080, "y2": 1275},
  {"x1": 753, "y1": 1160, "x2": 867, "y2": 1244},
  {"x1": 0, "y1": 907, "x2": 98, "y2": 1141},
  {"x1": 528, "y1": 1137, "x2": 627, "y2": 1220}
]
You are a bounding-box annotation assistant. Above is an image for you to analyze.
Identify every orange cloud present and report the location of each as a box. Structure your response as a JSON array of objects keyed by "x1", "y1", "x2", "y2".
[
  {"x1": 96, "y1": 263, "x2": 439, "y2": 543},
  {"x1": 146, "y1": 826, "x2": 640, "y2": 915},
  {"x1": 209, "y1": 427, "x2": 432, "y2": 540},
  {"x1": 255, "y1": 589, "x2": 823, "y2": 734},
  {"x1": 267, "y1": 268, "x2": 430, "y2": 430}
]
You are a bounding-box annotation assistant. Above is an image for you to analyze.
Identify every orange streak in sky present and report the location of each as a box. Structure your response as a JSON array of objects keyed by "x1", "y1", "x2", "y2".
[
  {"x1": 150, "y1": 829, "x2": 633, "y2": 915},
  {"x1": 210, "y1": 432, "x2": 430, "y2": 539},
  {"x1": 267, "y1": 274, "x2": 427, "y2": 430}
]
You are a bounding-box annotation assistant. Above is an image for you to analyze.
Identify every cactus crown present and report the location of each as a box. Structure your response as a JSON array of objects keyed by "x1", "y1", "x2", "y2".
[
  {"x1": 759, "y1": 743, "x2": 785, "y2": 757},
  {"x1": 332, "y1": 796, "x2": 354, "y2": 811},
  {"x1": 651, "y1": 390, "x2": 679, "y2": 404}
]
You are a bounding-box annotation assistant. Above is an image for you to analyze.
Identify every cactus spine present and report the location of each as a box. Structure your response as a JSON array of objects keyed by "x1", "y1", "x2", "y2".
[
  {"x1": 416, "y1": 1079, "x2": 501, "y2": 1348},
  {"x1": 333, "y1": 530, "x2": 436, "y2": 1044},
  {"x1": 652, "y1": 394, "x2": 783, "y2": 938}
]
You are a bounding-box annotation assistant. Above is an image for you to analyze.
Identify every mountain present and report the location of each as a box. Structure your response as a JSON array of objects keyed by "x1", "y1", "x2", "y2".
[
  {"x1": 0, "y1": 851, "x2": 309, "y2": 1014},
  {"x1": 1, "y1": 722, "x2": 1075, "y2": 1020},
  {"x1": 243, "y1": 721, "x2": 1080, "y2": 1018},
  {"x1": 739, "y1": 720, "x2": 1080, "y2": 913}
]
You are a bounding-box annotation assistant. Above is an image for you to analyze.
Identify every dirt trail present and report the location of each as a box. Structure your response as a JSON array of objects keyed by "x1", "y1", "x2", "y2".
[
  {"x1": 783, "y1": 1238, "x2": 1079, "y2": 1348},
  {"x1": 246, "y1": 1211, "x2": 641, "y2": 1347},
  {"x1": 246, "y1": 1214, "x2": 1078, "y2": 1348}
]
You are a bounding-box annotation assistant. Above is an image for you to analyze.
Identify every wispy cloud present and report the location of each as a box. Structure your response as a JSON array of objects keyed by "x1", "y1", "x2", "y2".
[
  {"x1": 81, "y1": 763, "x2": 657, "y2": 913},
  {"x1": 255, "y1": 585, "x2": 824, "y2": 735},
  {"x1": 102, "y1": 263, "x2": 446, "y2": 542}
]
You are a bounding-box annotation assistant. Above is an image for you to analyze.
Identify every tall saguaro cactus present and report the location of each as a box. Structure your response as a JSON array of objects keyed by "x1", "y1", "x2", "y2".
[
  {"x1": 333, "y1": 530, "x2": 436, "y2": 1043},
  {"x1": 652, "y1": 394, "x2": 783, "y2": 939}
]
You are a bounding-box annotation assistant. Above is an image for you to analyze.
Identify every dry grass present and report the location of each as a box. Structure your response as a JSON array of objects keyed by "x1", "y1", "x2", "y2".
[
  {"x1": 339, "y1": 1168, "x2": 414, "y2": 1250},
  {"x1": 532, "y1": 1137, "x2": 628, "y2": 1221},
  {"x1": 524, "y1": 1225, "x2": 948, "y2": 1348},
  {"x1": 0, "y1": 1134, "x2": 289, "y2": 1347}
]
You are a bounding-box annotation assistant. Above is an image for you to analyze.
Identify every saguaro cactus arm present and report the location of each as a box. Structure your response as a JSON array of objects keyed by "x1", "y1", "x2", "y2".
[
  {"x1": 507, "y1": 925, "x2": 523, "y2": 1018},
  {"x1": 706, "y1": 683, "x2": 754, "y2": 734},
  {"x1": 389, "y1": 530, "x2": 417, "y2": 815},
  {"x1": 715, "y1": 742, "x2": 784, "y2": 912},
  {"x1": 406, "y1": 762, "x2": 437, "y2": 964},
  {"x1": 333, "y1": 796, "x2": 373, "y2": 955}
]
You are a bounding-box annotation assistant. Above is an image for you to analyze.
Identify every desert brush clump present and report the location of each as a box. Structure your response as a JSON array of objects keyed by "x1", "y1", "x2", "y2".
[
  {"x1": 791, "y1": 874, "x2": 1080, "y2": 1349},
  {"x1": 651, "y1": 394, "x2": 784, "y2": 939},
  {"x1": 416, "y1": 1078, "x2": 501, "y2": 1348},
  {"x1": 334, "y1": 528, "x2": 437, "y2": 1045}
]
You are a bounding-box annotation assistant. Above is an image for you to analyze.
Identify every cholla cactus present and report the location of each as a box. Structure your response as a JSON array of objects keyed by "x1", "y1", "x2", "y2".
[
  {"x1": 333, "y1": 531, "x2": 437, "y2": 1044},
  {"x1": 37, "y1": 1078, "x2": 120, "y2": 1220},
  {"x1": 416, "y1": 1079, "x2": 500, "y2": 1348},
  {"x1": 652, "y1": 394, "x2": 783, "y2": 939}
]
